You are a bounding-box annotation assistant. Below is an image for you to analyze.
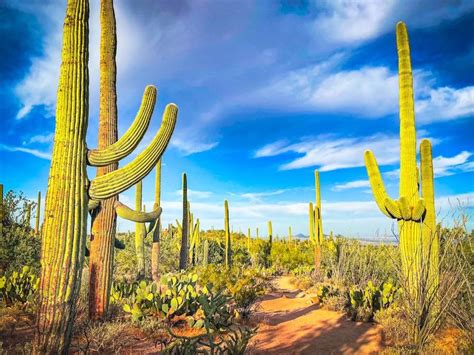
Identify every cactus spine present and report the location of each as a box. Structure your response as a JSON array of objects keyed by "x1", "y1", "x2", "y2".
[
  {"x1": 179, "y1": 173, "x2": 188, "y2": 270},
  {"x1": 35, "y1": 191, "x2": 41, "y2": 236},
  {"x1": 151, "y1": 160, "x2": 161, "y2": 282},
  {"x1": 224, "y1": 200, "x2": 231, "y2": 267},
  {"x1": 364, "y1": 22, "x2": 438, "y2": 299}
]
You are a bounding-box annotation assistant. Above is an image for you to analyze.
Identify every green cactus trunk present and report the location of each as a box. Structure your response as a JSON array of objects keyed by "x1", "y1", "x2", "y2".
[
  {"x1": 35, "y1": 191, "x2": 41, "y2": 236},
  {"x1": 256, "y1": 227, "x2": 259, "y2": 239},
  {"x1": 135, "y1": 181, "x2": 146, "y2": 279},
  {"x1": 268, "y1": 220, "x2": 272, "y2": 245},
  {"x1": 34, "y1": 1, "x2": 90, "y2": 351},
  {"x1": 179, "y1": 173, "x2": 188, "y2": 270},
  {"x1": 151, "y1": 160, "x2": 161, "y2": 282},
  {"x1": 288, "y1": 226, "x2": 292, "y2": 243},
  {"x1": 25, "y1": 203, "x2": 31, "y2": 227},
  {"x1": 224, "y1": 200, "x2": 231, "y2": 267},
  {"x1": 364, "y1": 22, "x2": 438, "y2": 302},
  {"x1": 314, "y1": 170, "x2": 323, "y2": 271},
  {"x1": 89, "y1": 0, "x2": 119, "y2": 320}
]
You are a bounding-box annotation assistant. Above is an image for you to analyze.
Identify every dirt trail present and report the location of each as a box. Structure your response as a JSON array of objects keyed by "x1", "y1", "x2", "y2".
[{"x1": 248, "y1": 276, "x2": 383, "y2": 354}]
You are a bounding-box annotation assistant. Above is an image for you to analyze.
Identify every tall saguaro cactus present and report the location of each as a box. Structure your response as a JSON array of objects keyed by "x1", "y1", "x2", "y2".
[
  {"x1": 267, "y1": 220, "x2": 273, "y2": 245},
  {"x1": 364, "y1": 22, "x2": 438, "y2": 299},
  {"x1": 224, "y1": 200, "x2": 232, "y2": 267},
  {"x1": 179, "y1": 173, "x2": 188, "y2": 270},
  {"x1": 35, "y1": 0, "x2": 177, "y2": 351},
  {"x1": 288, "y1": 226, "x2": 292, "y2": 243},
  {"x1": 35, "y1": 191, "x2": 41, "y2": 236},
  {"x1": 151, "y1": 160, "x2": 162, "y2": 282},
  {"x1": 247, "y1": 227, "x2": 251, "y2": 251}
]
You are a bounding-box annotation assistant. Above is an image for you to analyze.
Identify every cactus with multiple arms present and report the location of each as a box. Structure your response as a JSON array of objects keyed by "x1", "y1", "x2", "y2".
[
  {"x1": 179, "y1": 173, "x2": 188, "y2": 270},
  {"x1": 224, "y1": 200, "x2": 232, "y2": 267},
  {"x1": 364, "y1": 22, "x2": 438, "y2": 298},
  {"x1": 35, "y1": 0, "x2": 178, "y2": 351}
]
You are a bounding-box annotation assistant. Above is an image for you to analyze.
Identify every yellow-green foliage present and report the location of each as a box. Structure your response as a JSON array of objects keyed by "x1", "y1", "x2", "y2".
[{"x1": 364, "y1": 22, "x2": 438, "y2": 297}]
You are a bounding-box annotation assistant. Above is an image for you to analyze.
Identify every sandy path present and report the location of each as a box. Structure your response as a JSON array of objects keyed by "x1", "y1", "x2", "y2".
[{"x1": 248, "y1": 276, "x2": 383, "y2": 354}]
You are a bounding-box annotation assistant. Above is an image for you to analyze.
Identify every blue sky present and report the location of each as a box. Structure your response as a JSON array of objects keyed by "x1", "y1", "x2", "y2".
[{"x1": 1, "y1": 0, "x2": 473, "y2": 238}]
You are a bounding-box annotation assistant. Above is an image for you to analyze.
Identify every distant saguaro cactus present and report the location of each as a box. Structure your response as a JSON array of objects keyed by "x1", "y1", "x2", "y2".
[
  {"x1": 151, "y1": 160, "x2": 162, "y2": 282},
  {"x1": 312, "y1": 170, "x2": 324, "y2": 270},
  {"x1": 35, "y1": 0, "x2": 177, "y2": 351},
  {"x1": 364, "y1": 22, "x2": 438, "y2": 299},
  {"x1": 224, "y1": 200, "x2": 232, "y2": 267},
  {"x1": 179, "y1": 173, "x2": 188, "y2": 270},
  {"x1": 247, "y1": 227, "x2": 251, "y2": 251},
  {"x1": 268, "y1": 220, "x2": 273, "y2": 245}
]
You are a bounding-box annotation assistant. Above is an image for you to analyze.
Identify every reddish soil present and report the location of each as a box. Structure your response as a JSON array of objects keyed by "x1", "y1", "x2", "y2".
[{"x1": 248, "y1": 276, "x2": 383, "y2": 354}]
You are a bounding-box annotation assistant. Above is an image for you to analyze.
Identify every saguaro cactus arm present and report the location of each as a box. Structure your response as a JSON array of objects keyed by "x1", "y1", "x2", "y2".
[
  {"x1": 89, "y1": 104, "x2": 178, "y2": 200},
  {"x1": 87, "y1": 86, "x2": 157, "y2": 166},
  {"x1": 420, "y1": 139, "x2": 435, "y2": 231},
  {"x1": 114, "y1": 201, "x2": 162, "y2": 222},
  {"x1": 364, "y1": 150, "x2": 401, "y2": 219}
]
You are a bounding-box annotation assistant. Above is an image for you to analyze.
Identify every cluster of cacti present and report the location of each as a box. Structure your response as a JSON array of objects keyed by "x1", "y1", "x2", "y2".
[
  {"x1": 179, "y1": 173, "x2": 189, "y2": 270},
  {"x1": 224, "y1": 200, "x2": 232, "y2": 267},
  {"x1": 0, "y1": 266, "x2": 40, "y2": 306},
  {"x1": 309, "y1": 170, "x2": 324, "y2": 270},
  {"x1": 364, "y1": 22, "x2": 438, "y2": 299},
  {"x1": 35, "y1": 0, "x2": 177, "y2": 351}
]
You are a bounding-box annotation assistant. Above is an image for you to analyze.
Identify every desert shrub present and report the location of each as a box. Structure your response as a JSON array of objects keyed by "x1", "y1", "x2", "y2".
[
  {"x1": 0, "y1": 190, "x2": 41, "y2": 274},
  {"x1": 374, "y1": 306, "x2": 410, "y2": 348},
  {"x1": 270, "y1": 240, "x2": 313, "y2": 272},
  {"x1": 72, "y1": 320, "x2": 135, "y2": 353},
  {"x1": 0, "y1": 266, "x2": 39, "y2": 308}
]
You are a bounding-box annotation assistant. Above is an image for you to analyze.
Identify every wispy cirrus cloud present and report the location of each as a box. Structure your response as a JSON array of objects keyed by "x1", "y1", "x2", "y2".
[
  {"x1": 332, "y1": 180, "x2": 370, "y2": 191},
  {"x1": 0, "y1": 143, "x2": 51, "y2": 160},
  {"x1": 175, "y1": 188, "x2": 213, "y2": 199},
  {"x1": 23, "y1": 133, "x2": 55, "y2": 145}
]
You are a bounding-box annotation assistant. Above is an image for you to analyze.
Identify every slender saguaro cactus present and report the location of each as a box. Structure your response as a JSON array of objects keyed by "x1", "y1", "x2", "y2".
[
  {"x1": 35, "y1": 0, "x2": 177, "y2": 351},
  {"x1": 135, "y1": 181, "x2": 146, "y2": 278},
  {"x1": 224, "y1": 200, "x2": 231, "y2": 267},
  {"x1": 313, "y1": 170, "x2": 324, "y2": 270},
  {"x1": 267, "y1": 221, "x2": 273, "y2": 244},
  {"x1": 35, "y1": 192, "x2": 41, "y2": 236},
  {"x1": 256, "y1": 227, "x2": 259, "y2": 239},
  {"x1": 364, "y1": 22, "x2": 437, "y2": 299},
  {"x1": 179, "y1": 173, "x2": 188, "y2": 270},
  {"x1": 25, "y1": 203, "x2": 31, "y2": 227},
  {"x1": 151, "y1": 160, "x2": 161, "y2": 282},
  {"x1": 288, "y1": 226, "x2": 292, "y2": 243}
]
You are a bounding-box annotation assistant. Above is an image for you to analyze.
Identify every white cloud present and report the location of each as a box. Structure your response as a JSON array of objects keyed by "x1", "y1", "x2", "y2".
[
  {"x1": 175, "y1": 189, "x2": 213, "y2": 199},
  {"x1": 433, "y1": 151, "x2": 473, "y2": 177},
  {"x1": 416, "y1": 86, "x2": 474, "y2": 123},
  {"x1": 170, "y1": 137, "x2": 218, "y2": 155},
  {"x1": 311, "y1": 1, "x2": 396, "y2": 45},
  {"x1": 255, "y1": 134, "x2": 400, "y2": 171},
  {"x1": 24, "y1": 133, "x2": 55, "y2": 145},
  {"x1": 332, "y1": 180, "x2": 370, "y2": 191},
  {"x1": 0, "y1": 144, "x2": 51, "y2": 160},
  {"x1": 241, "y1": 189, "x2": 288, "y2": 202}
]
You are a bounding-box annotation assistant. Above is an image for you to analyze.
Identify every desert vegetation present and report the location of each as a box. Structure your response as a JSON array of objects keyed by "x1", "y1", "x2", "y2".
[{"x1": 0, "y1": 0, "x2": 472, "y2": 354}]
